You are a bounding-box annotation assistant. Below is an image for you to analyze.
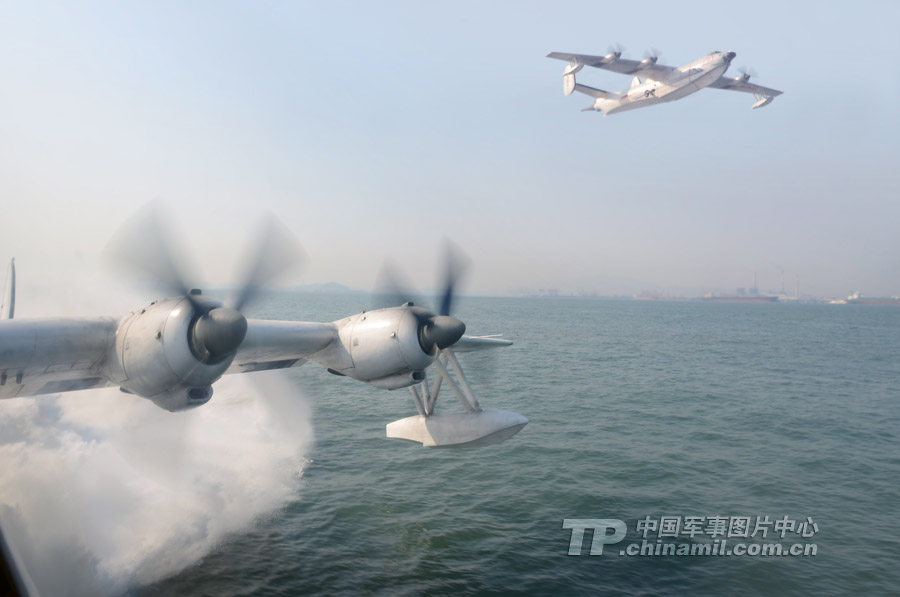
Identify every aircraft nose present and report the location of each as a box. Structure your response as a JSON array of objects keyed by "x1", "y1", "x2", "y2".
[{"x1": 726, "y1": 52, "x2": 736, "y2": 62}]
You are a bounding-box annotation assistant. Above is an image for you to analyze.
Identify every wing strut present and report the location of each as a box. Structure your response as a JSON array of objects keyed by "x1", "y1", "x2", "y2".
[
  {"x1": 751, "y1": 93, "x2": 775, "y2": 109},
  {"x1": 386, "y1": 348, "x2": 528, "y2": 447},
  {"x1": 409, "y1": 348, "x2": 481, "y2": 416}
]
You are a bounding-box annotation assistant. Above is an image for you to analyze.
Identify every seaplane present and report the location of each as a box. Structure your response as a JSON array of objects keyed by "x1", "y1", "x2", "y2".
[
  {"x1": 547, "y1": 48, "x2": 783, "y2": 115},
  {"x1": 0, "y1": 207, "x2": 527, "y2": 449}
]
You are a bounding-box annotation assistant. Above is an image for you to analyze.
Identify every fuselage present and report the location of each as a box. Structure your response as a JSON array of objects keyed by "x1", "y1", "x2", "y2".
[{"x1": 595, "y1": 51, "x2": 735, "y2": 115}]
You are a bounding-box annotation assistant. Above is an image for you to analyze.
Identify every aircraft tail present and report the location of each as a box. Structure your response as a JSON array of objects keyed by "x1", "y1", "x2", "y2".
[
  {"x1": 2, "y1": 258, "x2": 14, "y2": 320},
  {"x1": 563, "y1": 68, "x2": 613, "y2": 100},
  {"x1": 562, "y1": 62, "x2": 583, "y2": 96}
]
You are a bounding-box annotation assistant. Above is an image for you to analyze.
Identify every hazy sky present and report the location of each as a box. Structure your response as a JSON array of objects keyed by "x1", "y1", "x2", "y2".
[{"x1": 1, "y1": 0, "x2": 898, "y2": 310}]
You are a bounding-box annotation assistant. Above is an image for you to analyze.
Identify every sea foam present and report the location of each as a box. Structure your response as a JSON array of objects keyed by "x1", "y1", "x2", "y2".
[{"x1": 0, "y1": 372, "x2": 313, "y2": 595}]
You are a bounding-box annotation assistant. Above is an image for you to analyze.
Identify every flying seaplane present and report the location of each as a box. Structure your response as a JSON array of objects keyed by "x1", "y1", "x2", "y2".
[
  {"x1": 0, "y1": 209, "x2": 526, "y2": 448},
  {"x1": 547, "y1": 47, "x2": 783, "y2": 115}
]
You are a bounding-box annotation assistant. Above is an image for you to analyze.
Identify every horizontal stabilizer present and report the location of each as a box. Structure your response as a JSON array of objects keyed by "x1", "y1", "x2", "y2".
[
  {"x1": 452, "y1": 334, "x2": 513, "y2": 353},
  {"x1": 573, "y1": 83, "x2": 611, "y2": 99}
]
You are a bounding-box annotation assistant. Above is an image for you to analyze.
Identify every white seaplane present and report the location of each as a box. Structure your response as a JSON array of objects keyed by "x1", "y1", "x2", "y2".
[
  {"x1": 0, "y1": 209, "x2": 526, "y2": 450},
  {"x1": 547, "y1": 48, "x2": 782, "y2": 115}
]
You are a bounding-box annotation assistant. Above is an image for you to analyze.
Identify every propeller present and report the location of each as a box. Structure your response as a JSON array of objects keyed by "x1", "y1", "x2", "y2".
[
  {"x1": 642, "y1": 48, "x2": 662, "y2": 64},
  {"x1": 107, "y1": 202, "x2": 303, "y2": 363},
  {"x1": 737, "y1": 66, "x2": 758, "y2": 82},
  {"x1": 190, "y1": 305, "x2": 248, "y2": 362},
  {"x1": 373, "y1": 262, "x2": 421, "y2": 311},
  {"x1": 372, "y1": 241, "x2": 470, "y2": 353},
  {"x1": 418, "y1": 312, "x2": 466, "y2": 354},
  {"x1": 437, "y1": 241, "x2": 468, "y2": 316},
  {"x1": 230, "y1": 214, "x2": 303, "y2": 312},
  {"x1": 606, "y1": 43, "x2": 625, "y2": 59},
  {"x1": 422, "y1": 242, "x2": 469, "y2": 352}
]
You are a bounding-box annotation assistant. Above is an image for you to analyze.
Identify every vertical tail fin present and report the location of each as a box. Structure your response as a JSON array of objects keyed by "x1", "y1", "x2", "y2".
[{"x1": 1, "y1": 258, "x2": 14, "y2": 320}]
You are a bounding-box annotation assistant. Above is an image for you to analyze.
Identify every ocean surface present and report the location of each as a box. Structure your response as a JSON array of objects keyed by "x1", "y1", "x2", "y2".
[{"x1": 5, "y1": 295, "x2": 900, "y2": 596}]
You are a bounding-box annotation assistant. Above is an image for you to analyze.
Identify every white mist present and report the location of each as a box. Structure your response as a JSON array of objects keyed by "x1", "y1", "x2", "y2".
[{"x1": 0, "y1": 372, "x2": 313, "y2": 595}]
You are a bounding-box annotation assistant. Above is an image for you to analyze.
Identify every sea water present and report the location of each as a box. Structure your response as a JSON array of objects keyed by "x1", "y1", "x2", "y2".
[{"x1": 14, "y1": 294, "x2": 900, "y2": 596}]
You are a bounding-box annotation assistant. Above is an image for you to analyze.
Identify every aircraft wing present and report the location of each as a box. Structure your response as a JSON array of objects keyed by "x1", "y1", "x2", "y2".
[
  {"x1": 708, "y1": 76, "x2": 783, "y2": 97},
  {"x1": 0, "y1": 316, "x2": 338, "y2": 397},
  {"x1": 226, "y1": 326, "x2": 512, "y2": 371},
  {"x1": 0, "y1": 317, "x2": 511, "y2": 396},
  {"x1": 547, "y1": 51, "x2": 675, "y2": 81},
  {"x1": 226, "y1": 320, "x2": 337, "y2": 373},
  {"x1": 0, "y1": 317, "x2": 118, "y2": 398}
]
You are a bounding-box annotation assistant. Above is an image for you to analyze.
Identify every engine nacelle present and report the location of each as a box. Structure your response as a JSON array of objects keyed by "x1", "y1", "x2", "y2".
[
  {"x1": 105, "y1": 297, "x2": 235, "y2": 411},
  {"x1": 312, "y1": 305, "x2": 437, "y2": 390}
]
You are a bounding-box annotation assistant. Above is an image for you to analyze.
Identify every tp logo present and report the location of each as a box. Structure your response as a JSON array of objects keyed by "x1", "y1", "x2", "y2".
[{"x1": 563, "y1": 519, "x2": 627, "y2": 555}]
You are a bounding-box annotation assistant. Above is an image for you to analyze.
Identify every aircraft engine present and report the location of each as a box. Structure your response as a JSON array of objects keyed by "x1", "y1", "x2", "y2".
[
  {"x1": 318, "y1": 304, "x2": 465, "y2": 390},
  {"x1": 103, "y1": 203, "x2": 302, "y2": 412},
  {"x1": 105, "y1": 296, "x2": 244, "y2": 411}
]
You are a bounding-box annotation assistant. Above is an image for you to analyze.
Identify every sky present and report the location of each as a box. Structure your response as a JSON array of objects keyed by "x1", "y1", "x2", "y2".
[{"x1": 1, "y1": 0, "x2": 899, "y2": 313}]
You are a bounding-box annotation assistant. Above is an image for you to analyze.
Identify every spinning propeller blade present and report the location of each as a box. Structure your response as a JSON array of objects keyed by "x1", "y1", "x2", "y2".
[
  {"x1": 107, "y1": 203, "x2": 303, "y2": 363},
  {"x1": 105, "y1": 202, "x2": 203, "y2": 310},
  {"x1": 373, "y1": 262, "x2": 421, "y2": 310},
  {"x1": 231, "y1": 214, "x2": 304, "y2": 312},
  {"x1": 419, "y1": 241, "x2": 469, "y2": 352},
  {"x1": 738, "y1": 66, "x2": 758, "y2": 81},
  {"x1": 372, "y1": 241, "x2": 470, "y2": 352},
  {"x1": 641, "y1": 48, "x2": 662, "y2": 65},
  {"x1": 438, "y1": 241, "x2": 469, "y2": 317}
]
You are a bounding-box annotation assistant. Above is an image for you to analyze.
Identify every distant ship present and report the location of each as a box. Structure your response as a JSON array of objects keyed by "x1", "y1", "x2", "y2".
[
  {"x1": 703, "y1": 294, "x2": 779, "y2": 303},
  {"x1": 702, "y1": 273, "x2": 782, "y2": 303},
  {"x1": 845, "y1": 291, "x2": 900, "y2": 306},
  {"x1": 703, "y1": 284, "x2": 779, "y2": 303}
]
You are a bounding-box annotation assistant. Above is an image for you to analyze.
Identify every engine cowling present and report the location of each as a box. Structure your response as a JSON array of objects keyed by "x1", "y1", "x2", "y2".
[
  {"x1": 313, "y1": 304, "x2": 462, "y2": 390},
  {"x1": 105, "y1": 297, "x2": 237, "y2": 411}
]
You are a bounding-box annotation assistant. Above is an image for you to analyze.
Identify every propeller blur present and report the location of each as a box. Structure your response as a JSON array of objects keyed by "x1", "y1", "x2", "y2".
[{"x1": 0, "y1": 208, "x2": 524, "y2": 448}]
